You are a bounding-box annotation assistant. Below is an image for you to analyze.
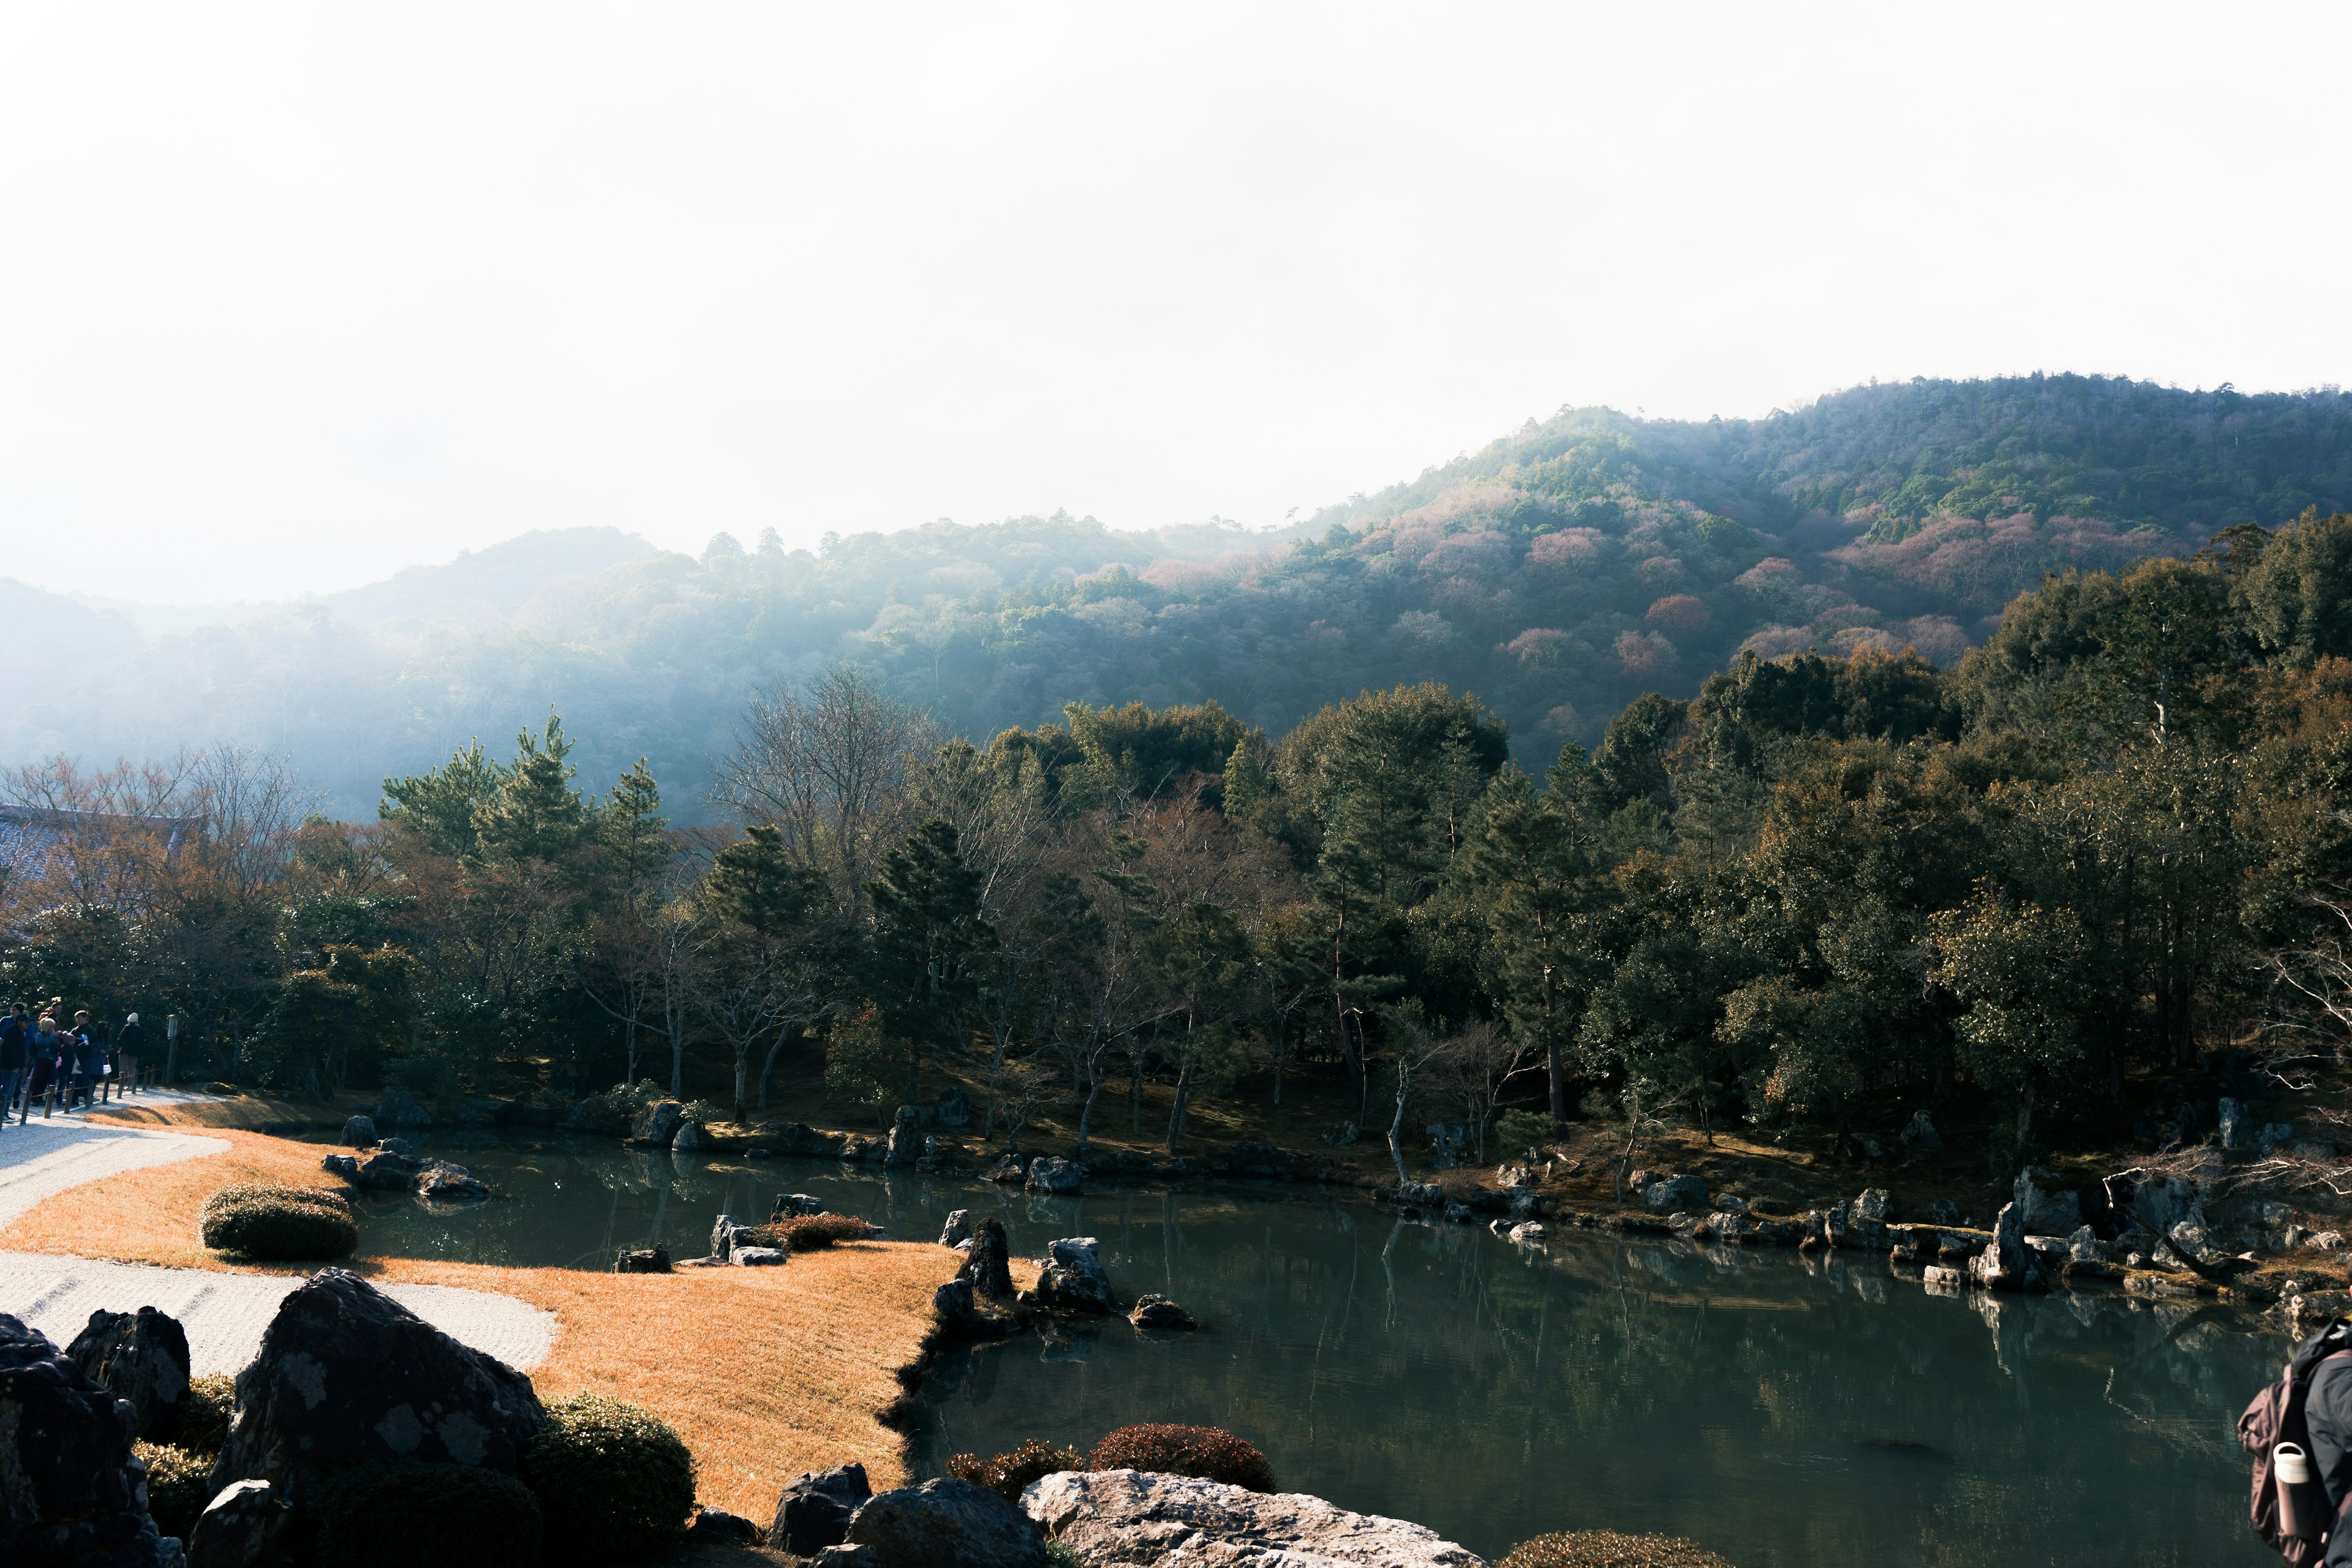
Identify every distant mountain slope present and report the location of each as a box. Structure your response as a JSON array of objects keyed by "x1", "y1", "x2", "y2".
[{"x1": 7, "y1": 374, "x2": 2349, "y2": 816}]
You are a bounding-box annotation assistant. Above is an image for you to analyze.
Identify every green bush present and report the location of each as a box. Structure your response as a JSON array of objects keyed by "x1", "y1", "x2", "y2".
[
  {"x1": 522, "y1": 1393, "x2": 696, "y2": 1562},
  {"x1": 199, "y1": 1183, "x2": 357, "y2": 1261},
  {"x1": 310, "y1": 1461, "x2": 544, "y2": 1567},
  {"x1": 1499, "y1": 1531, "x2": 1738, "y2": 1568},
  {"x1": 1086, "y1": 1424, "x2": 1274, "y2": 1492},
  {"x1": 135, "y1": 1441, "x2": 216, "y2": 1540},
  {"x1": 945, "y1": 1438, "x2": 1086, "y2": 1503},
  {"x1": 174, "y1": 1372, "x2": 236, "y2": 1452},
  {"x1": 740, "y1": 1213, "x2": 872, "y2": 1251},
  {"x1": 1495, "y1": 1109, "x2": 1553, "y2": 1161}
]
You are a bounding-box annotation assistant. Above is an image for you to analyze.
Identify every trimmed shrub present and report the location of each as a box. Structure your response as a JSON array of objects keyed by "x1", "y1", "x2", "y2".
[
  {"x1": 1086, "y1": 1424, "x2": 1275, "y2": 1493},
  {"x1": 174, "y1": 1372, "x2": 236, "y2": 1452},
  {"x1": 741, "y1": 1213, "x2": 872, "y2": 1251},
  {"x1": 1499, "y1": 1531, "x2": 1738, "y2": 1568},
  {"x1": 310, "y1": 1460, "x2": 544, "y2": 1567},
  {"x1": 199, "y1": 1183, "x2": 357, "y2": 1261},
  {"x1": 135, "y1": 1440, "x2": 216, "y2": 1539},
  {"x1": 946, "y1": 1438, "x2": 1087, "y2": 1504},
  {"x1": 522, "y1": 1393, "x2": 696, "y2": 1562}
]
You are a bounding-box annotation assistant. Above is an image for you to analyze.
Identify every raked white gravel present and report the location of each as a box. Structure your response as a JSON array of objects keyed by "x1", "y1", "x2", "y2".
[{"x1": 0, "y1": 1106, "x2": 556, "y2": 1371}]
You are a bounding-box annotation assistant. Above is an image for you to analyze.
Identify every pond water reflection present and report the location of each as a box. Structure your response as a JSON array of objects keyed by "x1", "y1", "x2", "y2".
[{"x1": 324, "y1": 1131, "x2": 2279, "y2": 1567}]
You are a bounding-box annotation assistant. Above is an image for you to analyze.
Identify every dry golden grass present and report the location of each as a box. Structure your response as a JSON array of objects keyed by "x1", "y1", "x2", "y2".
[
  {"x1": 81, "y1": 1093, "x2": 347, "y2": 1132},
  {"x1": 0, "y1": 1128, "x2": 955, "y2": 1517}
]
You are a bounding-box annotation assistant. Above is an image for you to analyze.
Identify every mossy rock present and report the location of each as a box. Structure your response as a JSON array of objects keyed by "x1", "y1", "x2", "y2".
[
  {"x1": 309, "y1": 1460, "x2": 543, "y2": 1567},
  {"x1": 521, "y1": 1393, "x2": 695, "y2": 1562},
  {"x1": 134, "y1": 1440, "x2": 216, "y2": 1540},
  {"x1": 1500, "y1": 1530, "x2": 1738, "y2": 1568},
  {"x1": 199, "y1": 1182, "x2": 357, "y2": 1261}
]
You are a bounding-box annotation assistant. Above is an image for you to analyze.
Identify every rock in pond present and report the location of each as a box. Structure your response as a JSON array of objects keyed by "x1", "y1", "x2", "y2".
[
  {"x1": 351, "y1": 1148, "x2": 427, "y2": 1192},
  {"x1": 416, "y1": 1160, "x2": 488, "y2": 1201},
  {"x1": 1023, "y1": 1469, "x2": 1486, "y2": 1568},
  {"x1": 1031, "y1": 1237, "x2": 1117, "y2": 1316},
  {"x1": 672, "y1": 1120, "x2": 703, "y2": 1152},
  {"x1": 1129, "y1": 1294, "x2": 1197, "y2": 1331},
  {"x1": 886, "y1": 1108, "x2": 923, "y2": 1167},
  {"x1": 614, "y1": 1246, "x2": 673, "y2": 1273},
  {"x1": 339, "y1": 1114, "x2": 379, "y2": 1147},
  {"x1": 0, "y1": 1311, "x2": 183, "y2": 1568},
  {"x1": 64, "y1": 1304, "x2": 190, "y2": 1442},
  {"x1": 846, "y1": 1476, "x2": 1046, "y2": 1568},
  {"x1": 771, "y1": 1463, "x2": 873, "y2": 1555},
  {"x1": 1025, "y1": 1156, "x2": 1085, "y2": 1195},
  {"x1": 208, "y1": 1267, "x2": 545, "y2": 1506},
  {"x1": 772, "y1": 1192, "x2": 828, "y2": 1220},
  {"x1": 1507, "y1": 1222, "x2": 1548, "y2": 1244}
]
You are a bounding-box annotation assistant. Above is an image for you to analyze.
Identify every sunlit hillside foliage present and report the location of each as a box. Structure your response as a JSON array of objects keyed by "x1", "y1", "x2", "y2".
[{"x1": 6, "y1": 374, "x2": 2348, "y2": 816}]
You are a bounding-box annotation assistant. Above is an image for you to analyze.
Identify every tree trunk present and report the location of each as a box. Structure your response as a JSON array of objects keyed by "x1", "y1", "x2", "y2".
[
  {"x1": 1387, "y1": 1063, "x2": 1412, "y2": 1185},
  {"x1": 1164, "y1": 1059, "x2": 1195, "y2": 1153}
]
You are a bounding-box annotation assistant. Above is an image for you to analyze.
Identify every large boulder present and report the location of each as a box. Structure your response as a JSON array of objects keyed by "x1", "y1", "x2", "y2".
[
  {"x1": 64, "y1": 1306, "x2": 190, "y2": 1442},
  {"x1": 630, "y1": 1101, "x2": 683, "y2": 1146},
  {"x1": 771, "y1": 1193, "x2": 828, "y2": 1221},
  {"x1": 1644, "y1": 1174, "x2": 1708, "y2": 1212},
  {"x1": 1128, "y1": 1295, "x2": 1197, "y2": 1331},
  {"x1": 932, "y1": 1279, "x2": 1024, "y2": 1343},
  {"x1": 415, "y1": 1161, "x2": 488, "y2": 1202},
  {"x1": 1025, "y1": 1157, "x2": 1084, "y2": 1195},
  {"x1": 338, "y1": 1115, "x2": 378, "y2": 1148},
  {"x1": 1898, "y1": 1109, "x2": 1942, "y2": 1151},
  {"x1": 771, "y1": 1463, "x2": 872, "y2": 1555},
  {"x1": 1030, "y1": 1237, "x2": 1116, "y2": 1316},
  {"x1": 959, "y1": 1218, "x2": 1017, "y2": 1302},
  {"x1": 940, "y1": 1210, "x2": 974, "y2": 1249},
  {"x1": 0, "y1": 1313, "x2": 182, "y2": 1567},
  {"x1": 208, "y1": 1269, "x2": 545, "y2": 1507},
  {"x1": 614, "y1": 1247, "x2": 672, "y2": 1274},
  {"x1": 186, "y1": 1479, "x2": 291, "y2": 1567},
  {"x1": 845, "y1": 1477, "x2": 1045, "y2": 1568},
  {"x1": 1967, "y1": 1202, "x2": 2044, "y2": 1292},
  {"x1": 1022, "y1": 1469, "x2": 1485, "y2": 1567},
  {"x1": 2014, "y1": 1167, "x2": 2082, "y2": 1234}
]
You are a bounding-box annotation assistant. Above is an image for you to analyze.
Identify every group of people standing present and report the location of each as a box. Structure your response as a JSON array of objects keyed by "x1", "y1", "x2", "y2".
[{"x1": 0, "y1": 1003, "x2": 149, "y2": 1120}]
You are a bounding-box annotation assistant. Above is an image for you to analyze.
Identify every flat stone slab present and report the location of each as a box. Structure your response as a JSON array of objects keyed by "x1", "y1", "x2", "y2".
[{"x1": 1023, "y1": 1469, "x2": 1486, "y2": 1567}]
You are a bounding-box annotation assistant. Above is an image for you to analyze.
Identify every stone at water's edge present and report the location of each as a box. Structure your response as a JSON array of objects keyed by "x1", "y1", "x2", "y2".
[
  {"x1": 0, "y1": 1312, "x2": 183, "y2": 1568},
  {"x1": 339, "y1": 1114, "x2": 378, "y2": 1147},
  {"x1": 847, "y1": 1476, "x2": 1046, "y2": 1568},
  {"x1": 1023, "y1": 1469, "x2": 1487, "y2": 1568},
  {"x1": 772, "y1": 1192, "x2": 828, "y2": 1220},
  {"x1": 960, "y1": 1218, "x2": 1016, "y2": 1301},
  {"x1": 672, "y1": 1120, "x2": 702, "y2": 1152},
  {"x1": 934, "y1": 1278, "x2": 1025, "y2": 1342},
  {"x1": 771, "y1": 1463, "x2": 872, "y2": 1555},
  {"x1": 615, "y1": 1246, "x2": 673, "y2": 1273},
  {"x1": 66, "y1": 1305, "x2": 191, "y2": 1442},
  {"x1": 631, "y1": 1099, "x2": 683, "y2": 1146},
  {"x1": 940, "y1": 1209, "x2": 974, "y2": 1248},
  {"x1": 1646, "y1": 1174, "x2": 1708, "y2": 1212},
  {"x1": 206, "y1": 1268, "x2": 545, "y2": 1508}
]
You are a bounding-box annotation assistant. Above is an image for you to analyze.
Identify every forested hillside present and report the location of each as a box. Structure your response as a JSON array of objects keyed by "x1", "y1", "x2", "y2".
[
  {"x1": 13, "y1": 508, "x2": 2352, "y2": 1183},
  {"x1": 7, "y1": 374, "x2": 2348, "y2": 817}
]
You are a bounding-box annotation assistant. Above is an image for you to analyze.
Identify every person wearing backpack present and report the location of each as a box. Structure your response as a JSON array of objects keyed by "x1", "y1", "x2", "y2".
[{"x1": 2246, "y1": 1314, "x2": 2352, "y2": 1563}]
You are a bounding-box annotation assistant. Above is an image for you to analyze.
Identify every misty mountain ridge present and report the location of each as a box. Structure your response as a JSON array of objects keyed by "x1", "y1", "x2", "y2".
[{"x1": 8, "y1": 372, "x2": 2349, "y2": 818}]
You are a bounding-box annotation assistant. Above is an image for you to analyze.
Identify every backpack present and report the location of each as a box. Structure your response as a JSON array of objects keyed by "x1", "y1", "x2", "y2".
[{"x1": 2242, "y1": 1318, "x2": 2352, "y2": 1564}]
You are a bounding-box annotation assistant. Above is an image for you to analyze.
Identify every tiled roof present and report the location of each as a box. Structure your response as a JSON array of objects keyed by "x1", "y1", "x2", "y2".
[{"x1": 0, "y1": 805, "x2": 194, "y2": 897}]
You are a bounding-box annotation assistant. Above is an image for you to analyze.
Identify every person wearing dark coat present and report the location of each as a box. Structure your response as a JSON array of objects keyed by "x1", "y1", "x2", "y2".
[
  {"x1": 115, "y1": 1012, "x2": 148, "y2": 1093},
  {"x1": 0, "y1": 1005, "x2": 27, "y2": 1115}
]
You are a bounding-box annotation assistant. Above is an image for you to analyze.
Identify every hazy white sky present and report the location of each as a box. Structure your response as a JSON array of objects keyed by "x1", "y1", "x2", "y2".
[{"x1": 2, "y1": 2, "x2": 2346, "y2": 604}]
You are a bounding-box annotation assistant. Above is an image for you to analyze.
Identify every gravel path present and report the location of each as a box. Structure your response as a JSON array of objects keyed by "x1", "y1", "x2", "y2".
[{"x1": 0, "y1": 1109, "x2": 557, "y2": 1371}]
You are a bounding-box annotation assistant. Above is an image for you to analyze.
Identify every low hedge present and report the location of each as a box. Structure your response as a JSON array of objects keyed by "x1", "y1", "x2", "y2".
[
  {"x1": 522, "y1": 1393, "x2": 696, "y2": 1562},
  {"x1": 175, "y1": 1372, "x2": 236, "y2": 1452},
  {"x1": 135, "y1": 1440, "x2": 216, "y2": 1539},
  {"x1": 740, "y1": 1213, "x2": 872, "y2": 1252},
  {"x1": 310, "y1": 1460, "x2": 544, "y2": 1567},
  {"x1": 1499, "y1": 1532, "x2": 1738, "y2": 1568},
  {"x1": 946, "y1": 1438, "x2": 1087, "y2": 1504},
  {"x1": 198, "y1": 1183, "x2": 357, "y2": 1261},
  {"x1": 1086, "y1": 1424, "x2": 1275, "y2": 1493}
]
